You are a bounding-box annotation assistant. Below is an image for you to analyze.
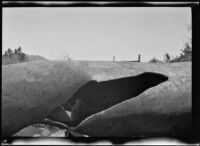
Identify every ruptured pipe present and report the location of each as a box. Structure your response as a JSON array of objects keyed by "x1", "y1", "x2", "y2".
[{"x1": 2, "y1": 61, "x2": 191, "y2": 137}]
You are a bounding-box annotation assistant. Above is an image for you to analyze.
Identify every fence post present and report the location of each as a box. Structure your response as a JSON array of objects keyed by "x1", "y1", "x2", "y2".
[{"x1": 138, "y1": 54, "x2": 141, "y2": 62}]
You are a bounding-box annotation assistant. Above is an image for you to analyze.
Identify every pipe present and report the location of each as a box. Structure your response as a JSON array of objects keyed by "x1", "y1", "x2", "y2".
[
  {"x1": 2, "y1": 61, "x2": 91, "y2": 137},
  {"x1": 2, "y1": 61, "x2": 191, "y2": 137},
  {"x1": 63, "y1": 72, "x2": 168, "y2": 127},
  {"x1": 72, "y1": 62, "x2": 192, "y2": 136}
]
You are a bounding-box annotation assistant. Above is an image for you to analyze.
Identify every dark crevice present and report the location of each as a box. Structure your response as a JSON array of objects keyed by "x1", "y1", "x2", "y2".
[{"x1": 63, "y1": 72, "x2": 168, "y2": 126}]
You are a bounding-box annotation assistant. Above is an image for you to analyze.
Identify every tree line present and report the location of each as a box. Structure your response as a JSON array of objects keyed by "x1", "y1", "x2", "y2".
[
  {"x1": 2, "y1": 46, "x2": 28, "y2": 65},
  {"x1": 150, "y1": 24, "x2": 192, "y2": 63},
  {"x1": 149, "y1": 42, "x2": 192, "y2": 63}
]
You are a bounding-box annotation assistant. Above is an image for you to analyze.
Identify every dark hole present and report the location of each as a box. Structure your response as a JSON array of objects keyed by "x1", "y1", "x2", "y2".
[{"x1": 63, "y1": 72, "x2": 168, "y2": 126}]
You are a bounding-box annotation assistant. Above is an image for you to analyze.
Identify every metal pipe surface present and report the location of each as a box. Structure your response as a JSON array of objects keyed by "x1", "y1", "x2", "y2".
[
  {"x1": 73, "y1": 62, "x2": 192, "y2": 136},
  {"x1": 2, "y1": 61, "x2": 191, "y2": 137}
]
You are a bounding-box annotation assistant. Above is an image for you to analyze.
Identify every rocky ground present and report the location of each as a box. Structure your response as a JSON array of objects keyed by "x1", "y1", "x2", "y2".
[{"x1": 13, "y1": 124, "x2": 66, "y2": 137}]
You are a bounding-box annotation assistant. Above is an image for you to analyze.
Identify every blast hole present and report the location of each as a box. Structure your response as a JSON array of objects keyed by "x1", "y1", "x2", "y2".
[{"x1": 64, "y1": 72, "x2": 168, "y2": 126}]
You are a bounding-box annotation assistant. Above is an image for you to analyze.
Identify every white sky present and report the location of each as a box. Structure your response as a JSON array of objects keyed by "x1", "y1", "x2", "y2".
[{"x1": 2, "y1": 7, "x2": 191, "y2": 62}]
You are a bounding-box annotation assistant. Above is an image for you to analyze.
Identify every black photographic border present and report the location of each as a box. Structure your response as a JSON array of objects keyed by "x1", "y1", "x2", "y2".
[{"x1": 1, "y1": 1, "x2": 199, "y2": 145}]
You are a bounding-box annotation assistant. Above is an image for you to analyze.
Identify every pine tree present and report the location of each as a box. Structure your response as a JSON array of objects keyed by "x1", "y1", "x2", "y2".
[{"x1": 7, "y1": 48, "x2": 13, "y2": 57}]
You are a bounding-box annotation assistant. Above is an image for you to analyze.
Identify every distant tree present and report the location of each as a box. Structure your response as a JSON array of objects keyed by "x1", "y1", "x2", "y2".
[
  {"x1": 7, "y1": 48, "x2": 13, "y2": 57},
  {"x1": 2, "y1": 46, "x2": 29, "y2": 65},
  {"x1": 14, "y1": 49, "x2": 17, "y2": 54},
  {"x1": 181, "y1": 43, "x2": 191, "y2": 56},
  {"x1": 19, "y1": 52, "x2": 28, "y2": 62},
  {"x1": 164, "y1": 53, "x2": 171, "y2": 63},
  {"x1": 186, "y1": 24, "x2": 192, "y2": 48},
  {"x1": 169, "y1": 24, "x2": 192, "y2": 63},
  {"x1": 149, "y1": 57, "x2": 163, "y2": 63},
  {"x1": 4, "y1": 51, "x2": 8, "y2": 56},
  {"x1": 17, "y1": 46, "x2": 22, "y2": 54},
  {"x1": 170, "y1": 42, "x2": 192, "y2": 63},
  {"x1": 179, "y1": 24, "x2": 192, "y2": 61}
]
